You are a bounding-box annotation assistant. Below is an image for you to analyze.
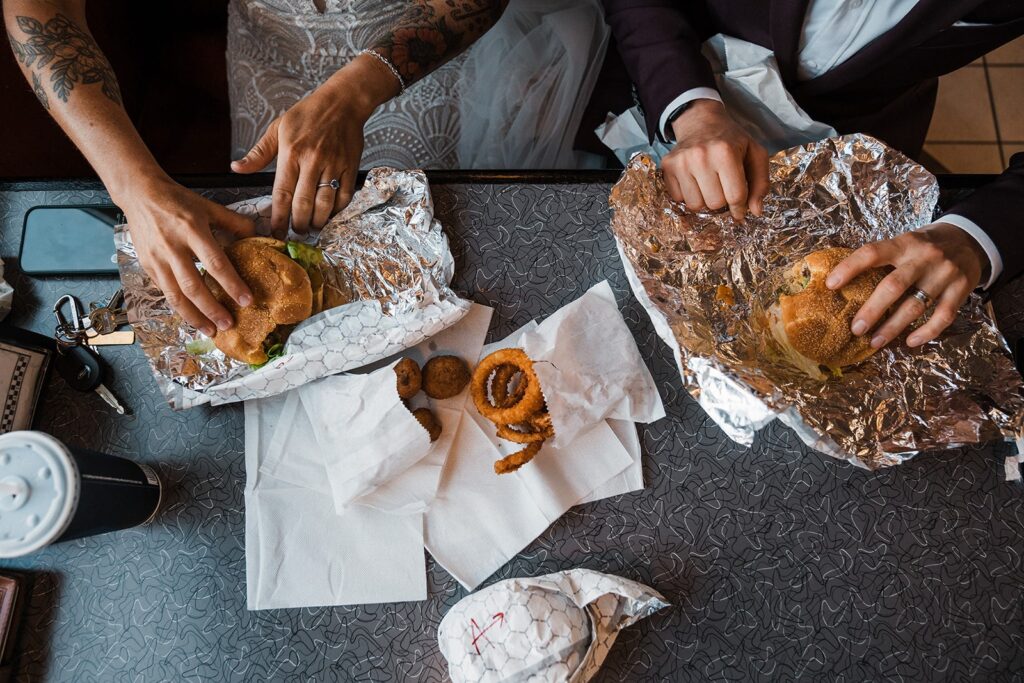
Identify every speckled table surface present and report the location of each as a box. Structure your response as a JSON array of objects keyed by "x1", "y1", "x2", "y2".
[{"x1": 0, "y1": 176, "x2": 1022, "y2": 682}]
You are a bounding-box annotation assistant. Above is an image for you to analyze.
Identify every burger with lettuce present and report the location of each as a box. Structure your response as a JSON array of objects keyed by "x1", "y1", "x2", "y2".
[{"x1": 200, "y1": 237, "x2": 332, "y2": 367}]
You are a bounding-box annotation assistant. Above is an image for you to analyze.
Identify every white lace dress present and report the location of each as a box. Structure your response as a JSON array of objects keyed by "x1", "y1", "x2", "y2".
[
  {"x1": 226, "y1": 0, "x2": 609, "y2": 170},
  {"x1": 227, "y1": 0, "x2": 465, "y2": 170}
]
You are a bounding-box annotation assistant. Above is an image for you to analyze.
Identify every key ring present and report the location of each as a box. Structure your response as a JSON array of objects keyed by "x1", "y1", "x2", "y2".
[{"x1": 54, "y1": 294, "x2": 89, "y2": 351}]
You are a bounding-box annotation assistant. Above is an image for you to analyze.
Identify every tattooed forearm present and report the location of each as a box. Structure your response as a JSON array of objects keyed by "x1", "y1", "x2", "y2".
[
  {"x1": 7, "y1": 14, "x2": 122, "y2": 106},
  {"x1": 370, "y1": 0, "x2": 507, "y2": 86},
  {"x1": 31, "y1": 71, "x2": 49, "y2": 110}
]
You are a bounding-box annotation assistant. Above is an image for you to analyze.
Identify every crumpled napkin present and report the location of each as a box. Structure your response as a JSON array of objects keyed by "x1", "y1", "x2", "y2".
[
  {"x1": 439, "y1": 568, "x2": 669, "y2": 683},
  {"x1": 522, "y1": 280, "x2": 665, "y2": 448}
]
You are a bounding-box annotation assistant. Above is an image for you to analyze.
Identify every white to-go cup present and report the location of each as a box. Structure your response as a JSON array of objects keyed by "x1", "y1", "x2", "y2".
[{"x1": 0, "y1": 431, "x2": 161, "y2": 558}]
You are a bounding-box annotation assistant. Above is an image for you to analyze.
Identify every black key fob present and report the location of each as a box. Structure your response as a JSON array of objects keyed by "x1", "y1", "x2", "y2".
[{"x1": 54, "y1": 345, "x2": 102, "y2": 392}]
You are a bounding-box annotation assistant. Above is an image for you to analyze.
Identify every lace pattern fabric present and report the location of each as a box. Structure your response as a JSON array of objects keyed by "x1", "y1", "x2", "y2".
[{"x1": 226, "y1": 0, "x2": 465, "y2": 170}]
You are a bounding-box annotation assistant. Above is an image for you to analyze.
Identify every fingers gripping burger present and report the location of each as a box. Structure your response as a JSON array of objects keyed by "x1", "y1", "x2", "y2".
[
  {"x1": 202, "y1": 237, "x2": 326, "y2": 366},
  {"x1": 768, "y1": 247, "x2": 887, "y2": 379}
]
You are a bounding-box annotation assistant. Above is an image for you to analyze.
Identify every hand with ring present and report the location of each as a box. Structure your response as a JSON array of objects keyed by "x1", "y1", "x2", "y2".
[
  {"x1": 825, "y1": 223, "x2": 988, "y2": 349},
  {"x1": 231, "y1": 53, "x2": 401, "y2": 237}
]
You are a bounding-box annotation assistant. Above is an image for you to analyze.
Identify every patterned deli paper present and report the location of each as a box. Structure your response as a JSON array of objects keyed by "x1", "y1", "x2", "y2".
[
  {"x1": 116, "y1": 167, "x2": 470, "y2": 409},
  {"x1": 609, "y1": 134, "x2": 1024, "y2": 469},
  {"x1": 439, "y1": 568, "x2": 669, "y2": 683}
]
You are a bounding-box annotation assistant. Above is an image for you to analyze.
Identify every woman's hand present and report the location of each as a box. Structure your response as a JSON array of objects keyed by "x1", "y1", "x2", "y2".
[
  {"x1": 664, "y1": 99, "x2": 770, "y2": 221},
  {"x1": 121, "y1": 177, "x2": 255, "y2": 337},
  {"x1": 231, "y1": 53, "x2": 401, "y2": 237},
  {"x1": 826, "y1": 223, "x2": 988, "y2": 349}
]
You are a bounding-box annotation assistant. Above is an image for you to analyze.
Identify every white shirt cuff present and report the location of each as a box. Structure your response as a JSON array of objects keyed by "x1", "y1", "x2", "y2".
[
  {"x1": 924, "y1": 214, "x2": 1003, "y2": 289},
  {"x1": 659, "y1": 88, "x2": 723, "y2": 142}
]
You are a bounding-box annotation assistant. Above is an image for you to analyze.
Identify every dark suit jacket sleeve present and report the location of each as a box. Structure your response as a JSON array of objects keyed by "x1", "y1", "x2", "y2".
[
  {"x1": 941, "y1": 152, "x2": 1024, "y2": 288},
  {"x1": 601, "y1": 0, "x2": 717, "y2": 141}
]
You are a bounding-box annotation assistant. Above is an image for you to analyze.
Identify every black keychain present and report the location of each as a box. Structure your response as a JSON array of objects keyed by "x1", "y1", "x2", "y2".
[{"x1": 53, "y1": 343, "x2": 127, "y2": 415}]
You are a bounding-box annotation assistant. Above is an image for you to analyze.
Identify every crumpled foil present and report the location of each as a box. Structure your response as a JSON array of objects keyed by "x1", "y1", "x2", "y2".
[
  {"x1": 116, "y1": 167, "x2": 470, "y2": 409},
  {"x1": 610, "y1": 134, "x2": 1024, "y2": 469}
]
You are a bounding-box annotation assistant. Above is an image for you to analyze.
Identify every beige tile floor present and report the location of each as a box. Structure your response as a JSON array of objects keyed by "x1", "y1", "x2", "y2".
[{"x1": 922, "y1": 35, "x2": 1024, "y2": 174}]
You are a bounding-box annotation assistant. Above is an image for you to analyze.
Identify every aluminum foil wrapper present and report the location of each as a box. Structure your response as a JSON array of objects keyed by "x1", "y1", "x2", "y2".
[
  {"x1": 610, "y1": 134, "x2": 1024, "y2": 469},
  {"x1": 116, "y1": 167, "x2": 470, "y2": 409}
]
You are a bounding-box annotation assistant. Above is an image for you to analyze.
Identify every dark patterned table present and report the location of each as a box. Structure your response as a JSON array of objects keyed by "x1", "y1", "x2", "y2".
[{"x1": 0, "y1": 173, "x2": 1022, "y2": 682}]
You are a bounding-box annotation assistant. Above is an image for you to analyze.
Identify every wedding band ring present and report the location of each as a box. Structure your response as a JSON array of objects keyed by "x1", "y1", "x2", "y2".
[
  {"x1": 910, "y1": 287, "x2": 933, "y2": 307},
  {"x1": 317, "y1": 179, "x2": 340, "y2": 190}
]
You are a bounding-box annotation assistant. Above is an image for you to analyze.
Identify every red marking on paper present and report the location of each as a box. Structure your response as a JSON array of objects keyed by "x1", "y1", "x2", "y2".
[{"x1": 469, "y1": 613, "x2": 506, "y2": 654}]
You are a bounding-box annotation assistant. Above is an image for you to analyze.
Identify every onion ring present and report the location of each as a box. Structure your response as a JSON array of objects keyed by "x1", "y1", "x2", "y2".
[
  {"x1": 471, "y1": 349, "x2": 545, "y2": 424},
  {"x1": 494, "y1": 442, "x2": 542, "y2": 474},
  {"x1": 495, "y1": 422, "x2": 553, "y2": 444},
  {"x1": 527, "y1": 412, "x2": 551, "y2": 431},
  {"x1": 491, "y1": 364, "x2": 524, "y2": 407}
]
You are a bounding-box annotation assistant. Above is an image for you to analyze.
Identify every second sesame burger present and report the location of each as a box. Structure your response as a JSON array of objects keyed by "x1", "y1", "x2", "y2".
[{"x1": 767, "y1": 247, "x2": 887, "y2": 379}]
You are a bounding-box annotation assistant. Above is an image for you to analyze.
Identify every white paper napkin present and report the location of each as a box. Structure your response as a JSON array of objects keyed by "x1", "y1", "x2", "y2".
[
  {"x1": 521, "y1": 280, "x2": 665, "y2": 448},
  {"x1": 244, "y1": 394, "x2": 427, "y2": 609},
  {"x1": 350, "y1": 304, "x2": 495, "y2": 514},
  {"x1": 424, "y1": 285, "x2": 664, "y2": 590},
  {"x1": 577, "y1": 418, "x2": 644, "y2": 504},
  {"x1": 426, "y1": 413, "x2": 634, "y2": 590},
  {"x1": 258, "y1": 304, "x2": 495, "y2": 515},
  {"x1": 297, "y1": 362, "x2": 432, "y2": 512}
]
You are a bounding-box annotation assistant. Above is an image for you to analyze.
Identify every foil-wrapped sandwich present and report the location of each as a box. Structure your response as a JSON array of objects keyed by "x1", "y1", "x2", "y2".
[
  {"x1": 116, "y1": 167, "x2": 470, "y2": 409},
  {"x1": 439, "y1": 569, "x2": 668, "y2": 683},
  {"x1": 610, "y1": 134, "x2": 1024, "y2": 469}
]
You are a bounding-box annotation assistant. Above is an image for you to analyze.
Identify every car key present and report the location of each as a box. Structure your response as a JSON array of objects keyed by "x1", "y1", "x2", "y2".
[{"x1": 54, "y1": 343, "x2": 128, "y2": 415}]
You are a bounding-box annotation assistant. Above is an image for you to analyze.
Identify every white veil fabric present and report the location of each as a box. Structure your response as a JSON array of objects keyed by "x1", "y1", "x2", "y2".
[{"x1": 455, "y1": 0, "x2": 610, "y2": 169}]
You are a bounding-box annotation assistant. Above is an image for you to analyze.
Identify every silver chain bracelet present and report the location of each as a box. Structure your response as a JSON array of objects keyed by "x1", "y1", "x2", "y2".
[{"x1": 359, "y1": 49, "x2": 406, "y2": 95}]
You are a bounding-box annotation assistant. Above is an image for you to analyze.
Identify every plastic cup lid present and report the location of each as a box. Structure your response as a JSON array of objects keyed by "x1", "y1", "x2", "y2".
[{"x1": 0, "y1": 431, "x2": 79, "y2": 558}]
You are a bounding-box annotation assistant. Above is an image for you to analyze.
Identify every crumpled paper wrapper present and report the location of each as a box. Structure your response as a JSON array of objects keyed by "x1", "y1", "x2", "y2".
[
  {"x1": 115, "y1": 167, "x2": 470, "y2": 409},
  {"x1": 439, "y1": 568, "x2": 669, "y2": 683},
  {"x1": 610, "y1": 134, "x2": 1024, "y2": 469}
]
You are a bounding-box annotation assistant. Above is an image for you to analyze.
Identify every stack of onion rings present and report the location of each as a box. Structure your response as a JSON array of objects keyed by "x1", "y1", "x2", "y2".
[{"x1": 471, "y1": 348, "x2": 554, "y2": 474}]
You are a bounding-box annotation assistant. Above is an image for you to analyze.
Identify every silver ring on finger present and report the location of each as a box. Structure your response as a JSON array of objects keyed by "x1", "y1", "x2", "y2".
[
  {"x1": 909, "y1": 286, "x2": 933, "y2": 308},
  {"x1": 317, "y1": 178, "x2": 340, "y2": 191}
]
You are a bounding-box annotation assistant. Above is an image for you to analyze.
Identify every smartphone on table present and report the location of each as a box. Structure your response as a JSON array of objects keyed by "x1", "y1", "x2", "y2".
[{"x1": 20, "y1": 205, "x2": 123, "y2": 276}]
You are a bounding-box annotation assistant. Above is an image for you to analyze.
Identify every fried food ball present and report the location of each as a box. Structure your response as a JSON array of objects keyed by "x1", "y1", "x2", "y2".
[
  {"x1": 422, "y1": 355, "x2": 471, "y2": 399},
  {"x1": 394, "y1": 357, "x2": 422, "y2": 400},
  {"x1": 413, "y1": 407, "x2": 442, "y2": 442}
]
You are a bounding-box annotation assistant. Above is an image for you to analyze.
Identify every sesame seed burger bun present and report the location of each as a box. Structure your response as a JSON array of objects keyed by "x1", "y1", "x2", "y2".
[{"x1": 768, "y1": 247, "x2": 887, "y2": 379}]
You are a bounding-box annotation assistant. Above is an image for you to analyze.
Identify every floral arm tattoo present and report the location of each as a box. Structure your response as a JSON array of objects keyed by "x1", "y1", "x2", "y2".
[
  {"x1": 7, "y1": 13, "x2": 122, "y2": 107},
  {"x1": 369, "y1": 0, "x2": 508, "y2": 86}
]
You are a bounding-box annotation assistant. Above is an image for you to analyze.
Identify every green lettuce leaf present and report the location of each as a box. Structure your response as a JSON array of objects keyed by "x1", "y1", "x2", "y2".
[
  {"x1": 286, "y1": 241, "x2": 323, "y2": 270},
  {"x1": 186, "y1": 338, "x2": 216, "y2": 356}
]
